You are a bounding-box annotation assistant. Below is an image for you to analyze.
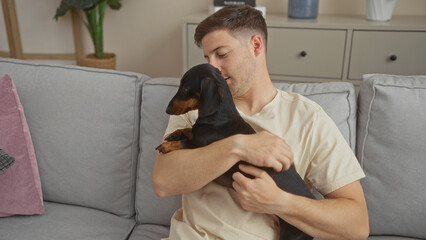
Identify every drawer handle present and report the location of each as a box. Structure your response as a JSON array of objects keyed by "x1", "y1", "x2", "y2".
[
  {"x1": 390, "y1": 55, "x2": 397, "y2": 61},
  {"x1": 300, "y1": 51, "x2": 307, "y2": 57}
]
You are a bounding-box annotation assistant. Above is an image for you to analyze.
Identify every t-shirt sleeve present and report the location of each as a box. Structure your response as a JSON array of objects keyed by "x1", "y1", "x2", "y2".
[{"x1": 306, "y1": 108, "x2": 365, "y2": 196}]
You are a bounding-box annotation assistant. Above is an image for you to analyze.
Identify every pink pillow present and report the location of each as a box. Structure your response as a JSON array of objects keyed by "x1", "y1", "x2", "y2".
[{"x1": 0, "y1": 74, "x2": 44, "y2": 217}]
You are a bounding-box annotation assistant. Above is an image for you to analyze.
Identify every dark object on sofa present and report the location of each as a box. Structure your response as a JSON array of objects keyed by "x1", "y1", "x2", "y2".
[{"x1": 0, "y1": 149, "x2": 15, "y2": 175}]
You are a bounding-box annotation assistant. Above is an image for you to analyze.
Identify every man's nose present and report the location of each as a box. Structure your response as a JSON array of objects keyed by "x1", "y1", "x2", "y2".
[{"x1": 208, "y1": 59, "x2": 222, "y2": 73}]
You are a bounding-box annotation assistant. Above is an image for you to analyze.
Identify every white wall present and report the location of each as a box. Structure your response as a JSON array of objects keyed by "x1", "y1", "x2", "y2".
[{"x1": 1, "y1": 0, "x2": 425, "y2": 77}]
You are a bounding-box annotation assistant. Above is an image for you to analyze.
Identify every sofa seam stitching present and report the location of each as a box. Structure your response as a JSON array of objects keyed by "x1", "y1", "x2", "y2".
[
  {"x1": 128, "y1": 76, "x2": 140, "y2": 219},
  {"x1": 344, "y1": 90, "x2": 353, "y2": 149},
  {"x1": 361, "y1": 85, "x2": 377, "y2": 169},
  {"x1": 0, "y1": 59, "x2": 146, "y2": 80}
]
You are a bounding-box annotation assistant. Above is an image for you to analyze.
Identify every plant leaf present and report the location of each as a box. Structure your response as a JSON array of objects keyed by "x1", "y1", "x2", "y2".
[
  {"x1": 54, "y1": 1, "x2": 71, "y2": 20},
  {"x1": 64, "y1": 0, "x2": 96, "y2": 10},
  {"x1": 108, "y1": 0, "x2": 122, "y2": 10}
]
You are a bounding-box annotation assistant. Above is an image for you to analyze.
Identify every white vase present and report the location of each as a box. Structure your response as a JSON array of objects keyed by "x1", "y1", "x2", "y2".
[{"x1": 366, "y1": 0, "x2": 397, "y2": 21}]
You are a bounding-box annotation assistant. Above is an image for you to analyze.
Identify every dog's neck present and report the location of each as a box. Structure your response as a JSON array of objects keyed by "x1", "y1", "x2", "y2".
[{"x1": 198, "y1": 79, "x2": 241, "y2": 123}]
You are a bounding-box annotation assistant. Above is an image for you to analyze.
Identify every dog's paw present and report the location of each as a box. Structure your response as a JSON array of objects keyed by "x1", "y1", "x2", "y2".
[
  {"x1": 156, "y1": 141, "x2": 184, "y2": 154},
  {"x1": 165, "y1": 128, "x2": 192, "y2": 142},
  {"x1": 164, "y1": 132, "x2": 182, "y2": 142}
]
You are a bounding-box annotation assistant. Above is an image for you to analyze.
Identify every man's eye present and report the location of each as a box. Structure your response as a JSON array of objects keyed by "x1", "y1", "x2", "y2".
[{"x1": 217, "y1": 52, "x2": 228, "y2": 58}]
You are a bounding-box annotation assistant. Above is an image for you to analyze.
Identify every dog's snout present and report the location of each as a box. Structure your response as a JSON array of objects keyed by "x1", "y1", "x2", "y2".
[
  {"x1": 165, "y1": 98, "x2": 199, "y2": 116},
  {"x1": 166, "y1": 106, "x2": 172, "y2": 114},
  {"x1": 166, "y1": 102, "x2": 173, "y2": 114}
]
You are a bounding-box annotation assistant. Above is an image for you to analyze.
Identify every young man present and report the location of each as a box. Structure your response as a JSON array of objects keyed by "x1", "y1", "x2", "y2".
[{"x1": 153, "y1": 5, "x2": 369, "y2": 240}]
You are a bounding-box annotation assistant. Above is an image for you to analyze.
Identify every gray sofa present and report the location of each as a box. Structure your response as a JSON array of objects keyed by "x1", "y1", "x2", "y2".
[{"x1": 0, "y1": 57, "x2": 424, "y2": 240}]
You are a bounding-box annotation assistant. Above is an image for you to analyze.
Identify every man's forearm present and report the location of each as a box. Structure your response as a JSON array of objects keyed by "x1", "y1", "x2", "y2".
[
  {"x1": 278, "y1": 182, "x2": 369, "y2": 240},
  {"x1": 152, "y1": 136, "x2": 240, "y2": 197}
]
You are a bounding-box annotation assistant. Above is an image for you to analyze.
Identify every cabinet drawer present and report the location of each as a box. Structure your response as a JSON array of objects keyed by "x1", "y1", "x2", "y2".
[
  {"x1": 349, "y1": 31, "x2": 426, "y2": 80},
  {"x1": 267, "y1": 28, "x2": 346, "y2": 79}
]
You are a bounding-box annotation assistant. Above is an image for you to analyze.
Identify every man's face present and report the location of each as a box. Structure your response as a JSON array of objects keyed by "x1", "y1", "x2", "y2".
[{"x1": 201, "y1": 29, "x2": 256, "y2": 97}]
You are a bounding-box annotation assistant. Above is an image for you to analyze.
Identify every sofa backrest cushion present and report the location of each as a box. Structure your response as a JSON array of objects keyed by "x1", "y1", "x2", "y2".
[
  {"x1": 136, "y1": 78, "x2": 183, "y2": 225},
  {"x1": 357, "y1": 74, "x2": 426, "y2": 238},
  {"x1": 0, "y1": 58, "x2": 149, "y2": 217},
  {"x1": 136, "y1": 78, "x2": 357, "y2": 225}
]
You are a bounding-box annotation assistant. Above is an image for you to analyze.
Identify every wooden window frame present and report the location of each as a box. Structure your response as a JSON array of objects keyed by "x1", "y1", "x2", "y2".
[{"x1": 1, "y1": 0, "x2": 83, "y2": 64}]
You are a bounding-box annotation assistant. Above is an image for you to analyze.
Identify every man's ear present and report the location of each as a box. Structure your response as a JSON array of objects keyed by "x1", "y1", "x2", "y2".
[
  {"x1": 251, "y1": 34, "x2": 264, "y2": 56},
  {"x1": 198, "y1": 76, "x2": 222, "y2": 117}
]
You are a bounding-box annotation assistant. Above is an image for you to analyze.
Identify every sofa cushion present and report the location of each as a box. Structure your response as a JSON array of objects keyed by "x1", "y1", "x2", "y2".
[
  {"x1": 136, "y1": 78, "x2": 358, "y2": 226},
  {"x1": 357, "y1": 74, "x2": 426, "y2": 239},
  {"x1": 0, "y1": 74, "x2": 44, "y2": 217},
  {"x1": 128, "y1": 224, "x2": 170, "y2": 240},
  {"x1": 136, "y1": 78, "x2": 183, "y2": 225},
  {"x1": 0, "y1": 58, "x2": 149, "y2": 217},
  {"x1": 0, "y1": 201, "x2": 136, "y2": 240}
]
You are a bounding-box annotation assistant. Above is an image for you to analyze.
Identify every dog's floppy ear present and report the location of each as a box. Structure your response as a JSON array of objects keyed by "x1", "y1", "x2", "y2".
[{"x1": 198, "y1": 76, "x2": 222, "y2": 118}]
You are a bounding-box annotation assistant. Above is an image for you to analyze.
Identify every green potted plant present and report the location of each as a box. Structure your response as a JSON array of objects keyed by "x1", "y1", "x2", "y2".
[{"x1": 55, "y1": 0, "x2": 122, "y2": 69}]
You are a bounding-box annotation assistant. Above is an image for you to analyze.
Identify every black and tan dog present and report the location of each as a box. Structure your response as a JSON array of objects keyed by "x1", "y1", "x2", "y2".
[{"x1": 157, "y1": 63, "x2": 314, "y2": 240}]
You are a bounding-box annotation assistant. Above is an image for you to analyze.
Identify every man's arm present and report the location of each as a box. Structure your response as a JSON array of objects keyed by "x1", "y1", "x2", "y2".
[
  {"x1": 152, "y1": 131, "x2": 293, "y2": 197},
  {"x1": 283, "y1": 180, "x2": 369, "y2": 240},
  {"x1": 232, "y1": 164, "x2": 369, "y2": 240},
  {"x1": 153, "y1": 135, "x2": 239, "y2": 197}
]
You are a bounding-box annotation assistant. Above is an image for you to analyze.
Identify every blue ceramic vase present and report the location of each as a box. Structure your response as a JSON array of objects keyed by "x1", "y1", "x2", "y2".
[{"x1": 288, "y1": 0, "x2": 319, "y2": 19}]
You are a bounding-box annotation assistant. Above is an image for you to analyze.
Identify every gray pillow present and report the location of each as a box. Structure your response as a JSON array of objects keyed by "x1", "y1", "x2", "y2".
[
  {"x1": 357, "y1": 74, "x2": 426, "y2": 238},
  {"x1": 0, "y1": 149, "x2": 15, "y2": 175}
]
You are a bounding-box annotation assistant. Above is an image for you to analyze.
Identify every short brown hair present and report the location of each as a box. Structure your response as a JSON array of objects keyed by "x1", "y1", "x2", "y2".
[{"x1": 194, "y1": 5, "x2": 267, "y2": 48}]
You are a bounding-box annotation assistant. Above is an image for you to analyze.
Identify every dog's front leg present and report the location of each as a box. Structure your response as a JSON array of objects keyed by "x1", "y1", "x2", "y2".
[
  {"x1": 156, "y1": 141, "x2": 189, "y2": 153},
  {"x1": 164, "y1": 128, "x2": 192, "y2": 141},
  {"x1": 156, "y1": 128, "x2": 194, "y2": 154}
]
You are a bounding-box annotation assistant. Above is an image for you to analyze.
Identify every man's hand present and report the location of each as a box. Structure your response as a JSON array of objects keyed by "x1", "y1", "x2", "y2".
[
  {"x1": 232, "y1": 164, "x2": 287, "y2": 214},
  {"x1": 232, "y1": 164, "x2": 369, "y2": 240},
  {"x1": 234, "y1": 131, "x2": 294, "y2": 172}
]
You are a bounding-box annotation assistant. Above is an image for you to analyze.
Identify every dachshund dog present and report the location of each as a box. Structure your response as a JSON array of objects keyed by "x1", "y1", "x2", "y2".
[{"x1": 157, "y1": 63, "x2": 314, "y2": 240}]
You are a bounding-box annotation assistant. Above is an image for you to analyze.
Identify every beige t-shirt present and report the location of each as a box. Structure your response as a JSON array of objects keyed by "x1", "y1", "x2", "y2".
[{"x1": 162, "y1": 90, "x2": 365, "y2": 240}]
